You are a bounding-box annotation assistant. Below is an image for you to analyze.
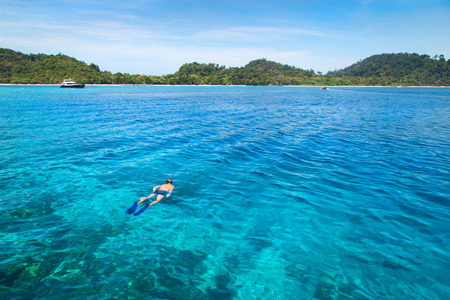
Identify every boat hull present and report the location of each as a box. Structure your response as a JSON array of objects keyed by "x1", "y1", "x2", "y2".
[{"x1": 60, "y1": 84, "x2": 85, "y2": 88}]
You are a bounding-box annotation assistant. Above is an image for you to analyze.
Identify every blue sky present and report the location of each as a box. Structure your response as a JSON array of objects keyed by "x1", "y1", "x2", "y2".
[{"x1": 1, "y1": 0, "x2": 449, "y2": 75}]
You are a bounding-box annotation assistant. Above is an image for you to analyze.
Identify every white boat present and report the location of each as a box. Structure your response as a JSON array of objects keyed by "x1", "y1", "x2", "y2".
[{"x1": 60, "y1": 79, "x2": 85, "y2": 88}]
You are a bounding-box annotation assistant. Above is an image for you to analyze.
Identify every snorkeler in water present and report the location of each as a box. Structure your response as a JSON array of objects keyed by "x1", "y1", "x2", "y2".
[{"x1": 126, "y1": 179, "x2": 175, "y2": 216}]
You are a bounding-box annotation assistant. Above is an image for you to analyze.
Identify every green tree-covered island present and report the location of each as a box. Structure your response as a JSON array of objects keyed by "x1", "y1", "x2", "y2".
[{"x1": 1, "y1": 48, "x2": 449, "y2": 86}]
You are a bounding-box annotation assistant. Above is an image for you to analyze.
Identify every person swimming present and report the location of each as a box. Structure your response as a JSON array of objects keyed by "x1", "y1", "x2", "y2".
[{"x1": 126, "y1": 179, "x2": 175, "y2": 216}]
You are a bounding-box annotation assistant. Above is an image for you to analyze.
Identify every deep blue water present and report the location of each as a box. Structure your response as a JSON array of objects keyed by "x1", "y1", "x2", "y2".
[{"x1": 0, "y1": 85, "x2": 449, "y2": 299}]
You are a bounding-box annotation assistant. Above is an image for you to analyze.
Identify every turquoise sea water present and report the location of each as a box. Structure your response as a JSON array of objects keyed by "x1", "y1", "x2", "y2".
[{"x1": 0, "y1": 85, "x2": 449, "y2": 299}]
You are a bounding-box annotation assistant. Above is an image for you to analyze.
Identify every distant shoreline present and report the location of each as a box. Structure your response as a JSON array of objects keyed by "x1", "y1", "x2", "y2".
[
  {"x1": 2, "y1": 49, "x2": 448, "y2": 87},
  {"x1": 0, "y1": 83, "x2": 448, "y2": 88}
]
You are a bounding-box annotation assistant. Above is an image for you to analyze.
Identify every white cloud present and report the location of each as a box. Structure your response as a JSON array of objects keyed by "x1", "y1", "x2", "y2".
[
  {"x1": 1, "y1": 17, "x2": 329, "y2": 73},
  {"x1": 66, "y1": 41, "x2": 315, "y2": 75},
  {"x1": 191, "y1": 26, "x2": 326, "y2": 43},
  {"x1": 2, "y1": 2, "x2": 447, "y2": 76}
]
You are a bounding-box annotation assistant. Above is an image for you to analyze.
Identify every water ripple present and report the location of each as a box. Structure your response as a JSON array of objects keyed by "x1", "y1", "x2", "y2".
[{"x1": 1, "y1": 86, "x2": 449, "y2": 299}]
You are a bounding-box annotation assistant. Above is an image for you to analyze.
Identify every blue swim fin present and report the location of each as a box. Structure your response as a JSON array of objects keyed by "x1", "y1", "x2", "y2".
[
  {"x1": 126, "y1": 202, "x2": 138, "y2": 214},
  {"x1": 134, "y1": 204, "x2": 150, "y2": 216}
]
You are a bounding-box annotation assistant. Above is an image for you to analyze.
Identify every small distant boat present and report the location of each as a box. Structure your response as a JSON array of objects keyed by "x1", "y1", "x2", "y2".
[
  {"x1": 321, "y1": 86, "x2": 327, "y2": 90},
  {"x1": 60, "y1": 79, "x2": 85, "y2": 88}
]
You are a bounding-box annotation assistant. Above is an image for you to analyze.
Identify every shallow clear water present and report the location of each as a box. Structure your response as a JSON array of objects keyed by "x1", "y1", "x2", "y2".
[{"x1": 1, "y1": 85, "x2": 449, "y2": 299}]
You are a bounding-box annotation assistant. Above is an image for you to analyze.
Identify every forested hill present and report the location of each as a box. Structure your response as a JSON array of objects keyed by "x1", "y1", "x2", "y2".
[
  {"x1": 160, "y1": 54, "x2": 450, "y2": 86},
  {"x1": 1, "y1": 48, "x2": 449, "y2": 86},
  {"x1": 167, "y1": 59, "x2": 318, "y2": 85},
  {"x1": 326, "y1": 53, "x2": 450, "y2": 86},
  {"x1": 0, "y1": 48, "x2": 113, "y2": 84}
]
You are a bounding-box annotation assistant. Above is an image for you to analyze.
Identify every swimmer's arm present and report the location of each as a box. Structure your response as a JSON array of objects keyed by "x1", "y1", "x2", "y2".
[
  {"x1": 166, "y1": 186, "x2": 175, "y2": 197},
  {"x1": 152, "y1": 185, "x2": 161, "y2": 192}
]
